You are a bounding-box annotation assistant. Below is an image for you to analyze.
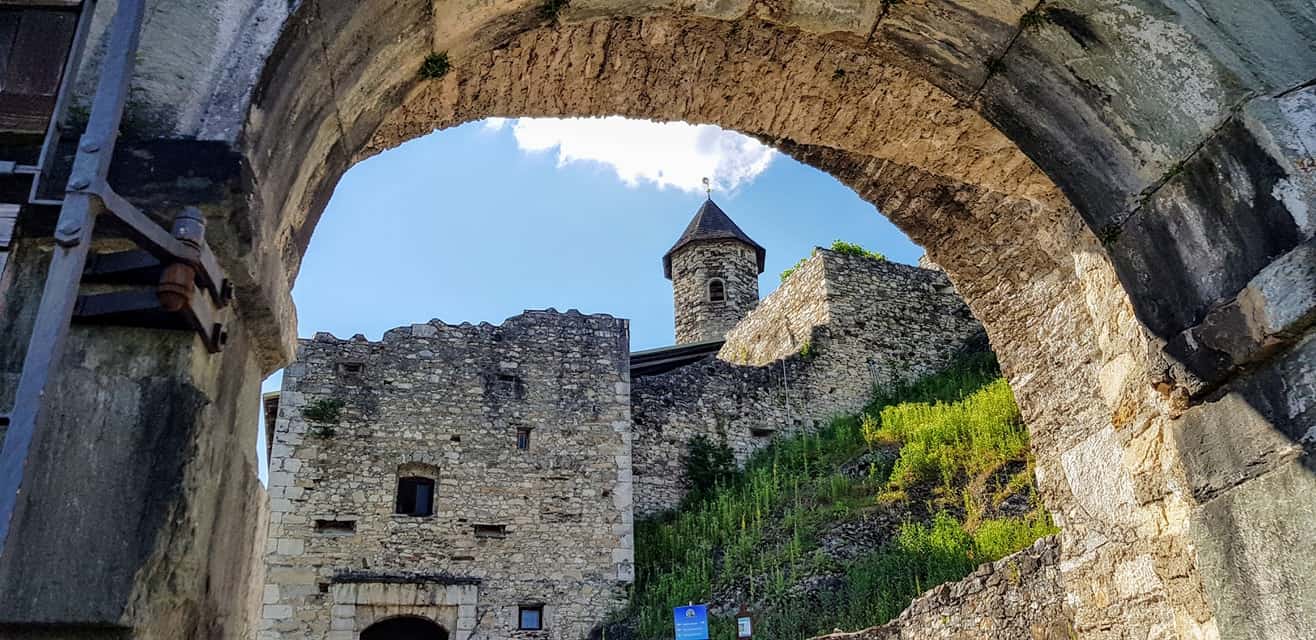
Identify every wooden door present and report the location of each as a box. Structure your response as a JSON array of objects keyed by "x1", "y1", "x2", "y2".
[{"x1": 0, "y1": 2, "x2": 80, "y2": 134}]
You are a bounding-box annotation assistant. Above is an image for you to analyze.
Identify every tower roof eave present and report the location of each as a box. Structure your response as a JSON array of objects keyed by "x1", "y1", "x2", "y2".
[{"x1": 662, "y1": 199, "x2": 766, "y2": 279}]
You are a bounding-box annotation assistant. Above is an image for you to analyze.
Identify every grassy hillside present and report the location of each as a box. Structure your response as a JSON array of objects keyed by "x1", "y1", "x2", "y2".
[{"x1": 613, "y1": 354, "x2": 1056, "y2": 639}]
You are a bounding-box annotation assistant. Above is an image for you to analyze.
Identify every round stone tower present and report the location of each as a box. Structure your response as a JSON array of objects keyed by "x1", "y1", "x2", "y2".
[{"x1": 663, "y1": 198, "x2": 766, "y2": 344}]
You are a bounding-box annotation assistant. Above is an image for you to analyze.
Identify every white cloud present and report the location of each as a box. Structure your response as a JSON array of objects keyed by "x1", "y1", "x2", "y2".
[{"x1": 495, "y1": 116, "x2": 776, "y2": 194}]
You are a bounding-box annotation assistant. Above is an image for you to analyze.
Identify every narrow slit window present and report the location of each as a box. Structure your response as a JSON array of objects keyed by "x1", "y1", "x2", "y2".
[
  {"x1": 474, "y1": 523, "x2": 508, "y2": 538},
  {"x1": 708, "y1": 278, "x2": 726, "y2": 302},
  {"x1": 516, "y1": 427, "x2": 531, "y2": 451},
  {"x1": 518, "y1": 605, "x2": 544, "y2": 630},
  {"x1": 395, "y1": 476, "x2": 435, "y2": 517},
  {"x1": 314, "y1": 519, "x2": 357, "y2": 535}
]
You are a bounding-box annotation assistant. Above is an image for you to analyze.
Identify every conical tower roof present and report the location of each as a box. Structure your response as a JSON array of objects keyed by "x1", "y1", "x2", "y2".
[{"x1": 662, "y1": 199, "x2": 766, "y2": 279}]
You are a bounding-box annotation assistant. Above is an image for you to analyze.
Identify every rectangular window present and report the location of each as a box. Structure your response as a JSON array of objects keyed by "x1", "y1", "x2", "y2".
[
  {"x1": 313, "y1": 519, "x2": 357, "y2": 535},
  {"x1": 336, "y1": 361, "x2": 365, "y2": 378},
  {"x1": 474, "y1": 523, "x2": 508, "y2": 539},
  {"x1": 516, "y1": 427, "x2": 531, "y2": 450},
  {"x1": 518, "y1": 605, "x2": 543, "y2": 630},
  {"x1": 496, "y1": 373, "x2": 519, "y2": 395},
  {"x1": 395, "y1": 477, "x2": 435, "y2": 517}
]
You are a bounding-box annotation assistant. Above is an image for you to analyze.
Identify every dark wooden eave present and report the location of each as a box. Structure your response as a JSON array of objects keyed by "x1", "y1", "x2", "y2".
[{"x1": 630, "y1": 339, "x2": 725, "y2": 377}]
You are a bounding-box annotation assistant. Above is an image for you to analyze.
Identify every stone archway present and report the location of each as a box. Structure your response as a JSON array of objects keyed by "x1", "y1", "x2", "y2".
[
  {"x1": 0, "y1": 2, "x2": 1311, "y2": 640},
  {"x1": 361, "y1": 616, "x2": 449, "y2": 640}
]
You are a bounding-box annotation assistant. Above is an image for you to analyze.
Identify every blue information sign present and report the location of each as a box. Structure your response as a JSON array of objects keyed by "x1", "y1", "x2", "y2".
[{"x1": 673, "y1": 604, "x2": 710, "y2": 640}]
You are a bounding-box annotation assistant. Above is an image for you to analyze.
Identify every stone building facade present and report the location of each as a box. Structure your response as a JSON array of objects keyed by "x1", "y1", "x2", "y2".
[
  {"x1": 631, "y1": 248, "x2": 985, "y2": 515},
  {"x1": 664, "y1": 200, "x2": 766, "y2": 344},
  {"x1": 263, "y1": 204, "x2": 989, "y2": 636},
  {"x1": 263, "y1": 311, "x2": 634, "y2": 640}
]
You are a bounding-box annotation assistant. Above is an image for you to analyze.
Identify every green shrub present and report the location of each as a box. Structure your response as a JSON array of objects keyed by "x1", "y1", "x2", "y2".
[
  {"x1": 538, "y1": 0, "x2": 569, "y2": 20},
  {"x1": 781, "y1": 241, "x2": 885, "y2": 283},
  {"x1": 828, "y1": 240, "x2": 885, "y2": 262},
  {"x1": 685, "y1": 435, "x2": 737, "y2": 499},
  {"x1": 799, "y1": 339, "x2": 817, "y2": 360},
  {"x1": 780, "y1": 256, "x2": 809, "y2": 282},
  {"x1": 419, "y1": 52, "x2": 450, "y2": 79},
  {"x1": 302, "y1": 398, "x2": 345, "y2": 424}
]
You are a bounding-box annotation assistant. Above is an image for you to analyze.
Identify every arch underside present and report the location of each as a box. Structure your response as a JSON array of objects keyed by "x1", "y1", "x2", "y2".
[{"x1": 236, "y1": 3, "x2": 1316, "y2": 639}]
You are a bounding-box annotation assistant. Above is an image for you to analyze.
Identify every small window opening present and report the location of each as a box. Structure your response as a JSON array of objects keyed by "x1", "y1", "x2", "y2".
[
  {"x1": 516, "y1": 427, "x2": 532, "y2": 450},
  {"x1": 518, "y1": 605, "x2": 544, "y2": 630},
  {"x1": 708, "y1": 278, "x2": 726, "y2": 302},
  {"x1": 314, "y1": 519, "x2": 357, "y2": 535},
  {"x1": 318, "y1": 582, "x2": 331, "y2": 594},
  {"x1": 395, "y1": 476, "x2": 435, "y2": 517},
  {"x1": 450, "y1": 434, "x2": 462, "y2": 443},
  {"x1": 750, "y1": 427, "x2": 775, "y2": 438},
  {"x1": 495, "y1": 373, "x2": 520, "y2": 396},
  {"x1": 336, "y1": 361, "x2": 365, "y2": 378},
  {"x1": 474, "y1": 523, "x2": 508, "y2": 538}
]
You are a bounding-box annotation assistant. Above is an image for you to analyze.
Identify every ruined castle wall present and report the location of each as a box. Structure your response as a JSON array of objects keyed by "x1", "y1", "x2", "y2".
[
  {"x1": 671, "y1": 240, "x2": 761, "y2": 344},
  {"x1": 264, "y1": 311, "x2": 633, "y2": 640},
  {"x1": 633, "y1": 251, "x2": 985, "y2": 515},
  {"x1": 813, "y1": 536, "x2": 1073, "y2": 640},
  {"x1": 718, "y1": 250, "x2": 831, "y2": 365}
]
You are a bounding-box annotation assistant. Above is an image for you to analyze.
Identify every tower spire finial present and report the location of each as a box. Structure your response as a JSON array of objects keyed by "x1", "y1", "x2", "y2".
[{"x1": 702, "y1": 177, "x2": 711, "y2": 200}]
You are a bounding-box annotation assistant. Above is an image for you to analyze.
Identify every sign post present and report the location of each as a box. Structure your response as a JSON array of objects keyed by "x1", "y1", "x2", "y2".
[
  {"x1": 735, "y1": 604, "x2": 753, "y2": 639},
  {"x1": 673, "y1": 604, "x2": 710, "y2": 640}
]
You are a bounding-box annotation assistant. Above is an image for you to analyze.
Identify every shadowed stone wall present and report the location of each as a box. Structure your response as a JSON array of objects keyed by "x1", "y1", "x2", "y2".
[
  {"x1": 633, "y1": 250, "x2": 984, "y2": 515},
  {"x1": 812, "y1": 537, "x2": 1073, "y2": 640},
  {"x1": 264, "y1": 311, "x2": 633, "y2": 640}
]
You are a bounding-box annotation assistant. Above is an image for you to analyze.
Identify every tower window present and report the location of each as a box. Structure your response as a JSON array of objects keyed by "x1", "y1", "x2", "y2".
[
  {"x1": 708, "y1": 278, "x2": 726, "y2": 302},
  {"x1": 395, "y1": 476, "x2": 435, "y2": 517},
  {"x1": 516, "y1": 427, "x2": 532, "y2": 450},
  {"x1": 518, "y1": 605, "x2": 544, "y2": 630}
]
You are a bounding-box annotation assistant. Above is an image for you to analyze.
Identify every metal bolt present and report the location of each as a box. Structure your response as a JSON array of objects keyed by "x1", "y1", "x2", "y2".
[
  {"x1": 81, "y1": 141, "x2": 100, "y2": 153},
  {"x1": 69, "y1": 178, "x2": 90, "y2": 190},
  {"x1": 55, "y1": 223, "x2": 82, "y2": 247}
]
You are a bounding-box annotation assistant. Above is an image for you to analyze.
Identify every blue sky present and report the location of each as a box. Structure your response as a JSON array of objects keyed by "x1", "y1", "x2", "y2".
[
  {"x1": 257, "y1": 117, "x2": 921, "y2": 473},
  {"x1": 286, "y1": 118, "x2": 920, "y2": 353}
]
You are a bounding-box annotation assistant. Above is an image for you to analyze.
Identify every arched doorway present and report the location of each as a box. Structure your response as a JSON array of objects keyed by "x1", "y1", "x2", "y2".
[{"x1": 360, "y1": 616, "x2": 449, "y2": 640}]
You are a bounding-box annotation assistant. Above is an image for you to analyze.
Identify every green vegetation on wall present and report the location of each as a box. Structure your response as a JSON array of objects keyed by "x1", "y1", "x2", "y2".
[
  {"x1": 302, "y1": 398, "x2": 346, "y2": 437},
  {"x1": 419, "y1": 52, "x2": 451, "y2": 79},
  {"x1": 615, "y1": 354, "x2": 1056, "y2": 639},
  {"x1": 781, "y1": 241, "x2": 887, "y2": 282}
]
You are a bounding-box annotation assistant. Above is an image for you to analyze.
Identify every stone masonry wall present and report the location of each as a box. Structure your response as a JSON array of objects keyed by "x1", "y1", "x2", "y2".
[
  {"x1": 671, "y1": 240, "x2": 761, "y2": 344},
  {"x1": 264, "y1": 311, "x2": 634, "y2": 640},
  {"x1": 633, "y1": 250, "x2": 984, "y2": 515},
  {"x1": 812, "y1": 536, "x2": 1073, "y2": 640}
]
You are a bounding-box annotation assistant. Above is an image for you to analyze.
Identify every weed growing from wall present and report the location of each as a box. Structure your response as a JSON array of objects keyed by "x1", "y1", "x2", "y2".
[
  {"x1": 419, "y1": 52, "x2": 450, "y2": 79},
  {"x1": 302, "y1": 398, "x2": 345, "y2": 424}
]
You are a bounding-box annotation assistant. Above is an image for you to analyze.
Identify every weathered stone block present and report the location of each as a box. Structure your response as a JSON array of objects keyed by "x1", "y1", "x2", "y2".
[{"x1": 1190, "y1": 461, "x2": 1316, "y2": 640}]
